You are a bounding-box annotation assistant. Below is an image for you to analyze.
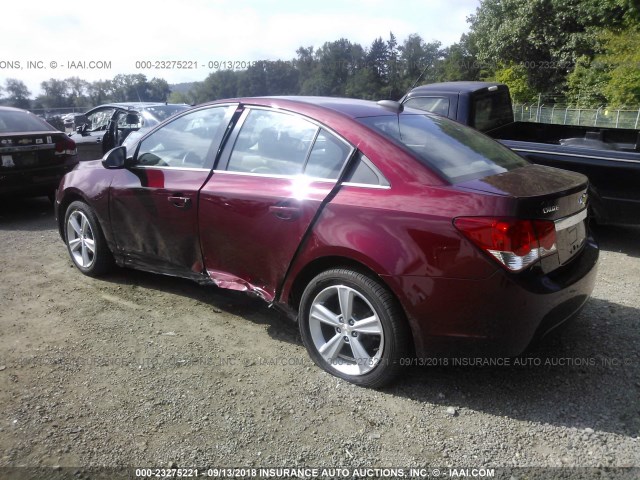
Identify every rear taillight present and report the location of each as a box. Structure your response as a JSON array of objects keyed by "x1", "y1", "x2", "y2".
[
  {"x1": 55, "y1": 137, "x2": 77, "y2": 156},
  {"x1": 454, "y1": 217, "x2": 557, "y2": 271}
]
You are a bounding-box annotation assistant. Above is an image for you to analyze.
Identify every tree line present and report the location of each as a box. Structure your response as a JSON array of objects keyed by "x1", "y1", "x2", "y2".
[
  {"x1": 0, "y1": 74, "x2": 170, "y2": 111},
  {"x1": 1, "y1": 0, "x2": 639, "y2": 111}
]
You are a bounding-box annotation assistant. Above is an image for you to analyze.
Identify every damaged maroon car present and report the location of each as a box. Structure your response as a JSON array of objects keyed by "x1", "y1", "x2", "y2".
[{"x1": 55, "y1": 97, "x2": 598, "y2": 387}]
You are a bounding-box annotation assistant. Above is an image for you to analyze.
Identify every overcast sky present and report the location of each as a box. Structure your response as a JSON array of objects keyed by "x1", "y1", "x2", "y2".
[{"x1": 1, "y1": 0, "x2": 480, "y2": 96}]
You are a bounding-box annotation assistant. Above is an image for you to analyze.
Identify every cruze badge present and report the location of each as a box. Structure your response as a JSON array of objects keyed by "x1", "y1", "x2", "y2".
[{"x1": 543, "y1": 205, "x2": 559, "y2": 214}]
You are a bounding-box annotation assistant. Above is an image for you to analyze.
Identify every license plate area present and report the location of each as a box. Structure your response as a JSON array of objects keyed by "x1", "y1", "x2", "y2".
[{"x1": 555, "y1": 209, "x2": 587, "y2": 264}]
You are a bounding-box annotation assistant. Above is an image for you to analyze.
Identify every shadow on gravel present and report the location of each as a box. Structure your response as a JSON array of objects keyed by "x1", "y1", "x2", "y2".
[
  {"x1": 0, "y1": 196, "x2": 56, "y2": 232},
  {"x1": 393, "y1": 297, "x2": 640, "y2": 437},
  {"x1": 96, "y1": 267, "x2": 301, "y2": 344},
  {"x1": 593, "y1": 224, "x2": 640, "y2": 258}
]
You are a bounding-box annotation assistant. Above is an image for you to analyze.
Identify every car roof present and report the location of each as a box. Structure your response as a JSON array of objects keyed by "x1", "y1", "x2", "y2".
[
  {"x1": 407, "y1": 81, "x2": 505, "y2": 96},
  {"x1": 205, "y1": 96, "x2": 413, "y2": 119},
  {"x1": 0, "y1": 106, "x2": 30, "y2": 113}
]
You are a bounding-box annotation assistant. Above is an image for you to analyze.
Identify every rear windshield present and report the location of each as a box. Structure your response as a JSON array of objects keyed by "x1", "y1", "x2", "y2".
[
  {"x1": 0, "y1": 110, "x2": 57, "y2": 133},
  {"x1": 470, "y1": 89, "x2": 513, "y2": 132},
  {"x1": 358, "y1": 113, "x2": 528, "y2": 184}
]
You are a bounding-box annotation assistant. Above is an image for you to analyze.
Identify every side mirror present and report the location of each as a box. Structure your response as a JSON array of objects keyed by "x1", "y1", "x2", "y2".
[{"x1": 102, "y1": 146, "x2": 127, "y2": 169}]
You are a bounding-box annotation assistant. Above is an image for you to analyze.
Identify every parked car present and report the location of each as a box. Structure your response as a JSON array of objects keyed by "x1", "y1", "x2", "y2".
[
  {"x1": 70, "y1": 102, "x2": 190, "y2": 161},
  {"x1": 55, "y1": 97, "x2": 598, "y2": 387},
  {"x1": 401, "y1": 82, "x2": 640, "y2": 225},
  {"x1": 0, "y1": 106, "x2": 77, "y2": 200}
]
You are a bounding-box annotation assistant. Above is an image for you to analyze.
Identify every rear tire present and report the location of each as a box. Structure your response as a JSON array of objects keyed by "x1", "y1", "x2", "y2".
[
  {"x1": 64, "y1": 201, "x2": 113, "y2": 277},
  {"x1": 299, "y1": 268, "x2": 409, "y2": 388}
]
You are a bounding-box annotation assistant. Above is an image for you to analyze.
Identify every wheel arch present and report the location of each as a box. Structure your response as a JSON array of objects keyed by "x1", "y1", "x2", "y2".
[
  {"x1": 57, "y1": 189, "x2": 90, "y2": 240},
  {"x1": 284, "y1": 255, "x2": 417, "y2": 356}
]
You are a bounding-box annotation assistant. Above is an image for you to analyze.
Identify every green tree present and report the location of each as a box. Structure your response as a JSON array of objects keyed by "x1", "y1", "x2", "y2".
[
  {"x1": 294, "y1": 46, "x2": 316, "y2": 93},
  {"x1": 3, "y1": 79, "x2": 31, "y2": 109},
  {"x1": 366, "y1": 37, "x2": 389, "y2": 96},
  {"x1": 493, "y1": 63, "x2": 537, "y2": 103},
  {"x1": 39, "y1": 78, "x2": 69, "y2": 108},
  {"x1": 112, "y1": 74, "x2": 149, "y2": 102},
  {"x1": 67, "y1": 77, "x2": 90, "y2": 108},
  {"x1": 565, "y1": 55, "x2": 609, "y2": 106},
  {"x1": 168, "y1": 91, "x2": 194, "y2": 104},
  {"x1": 87, "y1": 80, "x2": 114, "y2": 105},
  {"x1": 599, "y1": 29, "x2": 640, "y2": 106},
  {"x1": 386, "y1": 32, "x2": 402, "y2": 98},
  {"x1": 468, "y1": 0, "x2": 635, "y2": 93},
  {"x1": 265, "y1": 60, "x2": 299, "y2": 95},
  {"x1": 237, "y1": 62, "x2": 268, "y2": 96},
  {"x1": 437, "y1": 34, "x2": 481, "y2": 82},
  {"x1": 147, "y1": 78, "x2": 171, "y2": 102},
  {"x1": 303, "y1": 39, "x2": 365, "y2": 96},
  {"x1": 192, "y1": 70, "x2": 239, "y2": 102},
  {"x1": 398, "y1": 35, "x2": 443, "y2": 91}
]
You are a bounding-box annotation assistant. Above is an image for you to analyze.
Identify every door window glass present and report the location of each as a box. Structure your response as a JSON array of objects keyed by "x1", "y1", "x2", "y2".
[
  {"x1": 227, "y1": 109, "x2": 318, "y2": 176},
  {"x1": 304, "y1": 129, "x2": 351, "y2": 180},
  {"x1": 86, "y1": 108, "x2": 115, "y2": 131},
  {"x1": 135, "y1": 106, "x2": 232, "y2": 169}
]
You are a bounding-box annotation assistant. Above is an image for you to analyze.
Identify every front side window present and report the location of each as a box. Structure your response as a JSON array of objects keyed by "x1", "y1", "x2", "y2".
[
  {"x1": 226, "y1": 109, "x2": 318, "y2": 176},
  {"x1": 135, "y1": 106, "x2": 232, "y2": 169},
  {"x1": 358, "y1": 113, "x2": 528, "y2": 184}
]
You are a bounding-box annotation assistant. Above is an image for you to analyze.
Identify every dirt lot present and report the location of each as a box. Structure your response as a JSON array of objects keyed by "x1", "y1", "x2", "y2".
[{"x1": 0, "y1": 197, "x2": 639, "y2": 476}]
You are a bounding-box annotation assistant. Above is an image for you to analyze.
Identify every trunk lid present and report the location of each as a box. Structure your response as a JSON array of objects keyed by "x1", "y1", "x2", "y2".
[{"x1": 457, "y1": 164, "x2": 590, "y2": 268}]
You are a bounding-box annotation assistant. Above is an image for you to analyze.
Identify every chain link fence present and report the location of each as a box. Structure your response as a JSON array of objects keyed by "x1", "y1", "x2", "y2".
[{"x1": 513, "y1": 103, "x2": 640, "y2": 129}]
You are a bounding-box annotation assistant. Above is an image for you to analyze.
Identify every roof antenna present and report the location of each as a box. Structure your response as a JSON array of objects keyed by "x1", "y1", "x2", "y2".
[{"x1": 409, "y1": 63, "x2": 431, "y2": 92}]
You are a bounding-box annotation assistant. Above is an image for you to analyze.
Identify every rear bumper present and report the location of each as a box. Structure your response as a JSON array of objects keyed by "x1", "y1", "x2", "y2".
[
  {"x1": 386, "y1": 234, "x2": 599, "y2": 358},
  {"x1": 0, "y1": 158, "x2": 78, "y2": 197}
]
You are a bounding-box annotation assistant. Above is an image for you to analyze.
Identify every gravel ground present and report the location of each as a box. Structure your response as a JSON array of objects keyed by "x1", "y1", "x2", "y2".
[{"x1": 0, "y1": 197, "x2": 639, "y2": 477}]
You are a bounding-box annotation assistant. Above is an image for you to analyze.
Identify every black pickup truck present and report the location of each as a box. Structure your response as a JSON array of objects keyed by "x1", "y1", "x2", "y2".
[{"x1": 401, "y1": 82, "x2": 640, "y2": 225}]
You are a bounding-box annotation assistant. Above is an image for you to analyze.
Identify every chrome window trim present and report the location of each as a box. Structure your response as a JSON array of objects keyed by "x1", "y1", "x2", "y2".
[
  {"x1": 130, "y1": 165, "x2": 211, "y2": 172},
  {"x1": 341, "y1": 182, "x2": 391, "y2": 190}
]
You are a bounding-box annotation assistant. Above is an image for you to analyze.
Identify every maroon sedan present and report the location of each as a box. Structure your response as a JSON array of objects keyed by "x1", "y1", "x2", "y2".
[{"x1": 55, "y1": 97, "x2": 598, "y2": 387}]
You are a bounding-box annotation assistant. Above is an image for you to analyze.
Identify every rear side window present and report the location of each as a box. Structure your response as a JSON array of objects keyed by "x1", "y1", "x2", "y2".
[
  {"x1": 358, "y1": 114, "x2": 528, "y2": 184},
  {"x1": 225, "y1": 110, "x2": 353, "y2": 180},
  {"x1": 344, "y1": 153, "x2": 389, "y2": 187},
  {"x1": 404, "y1": 96, "x2": 450, "y2": 116},
  {"x1": 227, "y1": 109, "x2": 318, "y2": 176},
  {"x1": 0, "y1": 110, "x2": 57, "y2": 133},
  {"x1": 304, "y1": 129, "x2": 351, "y2": 180}
]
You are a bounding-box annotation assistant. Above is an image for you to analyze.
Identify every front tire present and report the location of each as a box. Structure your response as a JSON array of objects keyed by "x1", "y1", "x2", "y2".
[
  {"x1": 64, "y1": 200, "x2": 113, "y2": 277},
  {"x1": 299, "y1": 269, "x2": 409, "y2": 388}
]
